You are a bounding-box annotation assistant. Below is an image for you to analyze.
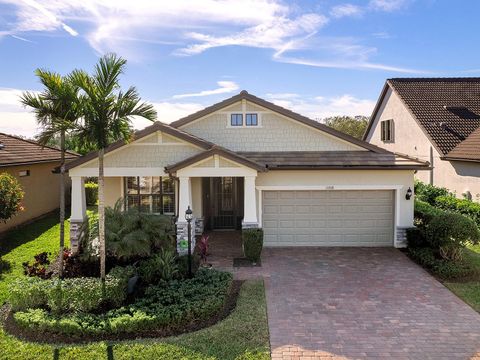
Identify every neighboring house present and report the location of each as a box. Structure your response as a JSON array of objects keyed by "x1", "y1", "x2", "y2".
[
  {"x1": 364, "y1": 78, "x2": 480, "y2": 200},
  {"x1": 0, "y1": 133, "x2": 78, "y2": 233},
  {"x1": 66, "y1": 91, "x2": 429, "y2": 251}
]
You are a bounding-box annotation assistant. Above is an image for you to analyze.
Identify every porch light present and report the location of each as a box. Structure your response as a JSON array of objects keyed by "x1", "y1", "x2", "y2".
[
  {"x1": 405, "y1": 187, "x2": 413, "y2": 200},
  {"x1": 185, "y1": 206, "x2": 193, "y2": 278},
  {"x1": 185, "y1": 206, "x2": 193, "y2": 221}
]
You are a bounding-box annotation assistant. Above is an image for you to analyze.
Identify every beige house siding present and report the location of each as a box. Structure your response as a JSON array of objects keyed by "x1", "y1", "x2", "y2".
[
  {"x1": 104, "y1": 177, "x2": 123, "y2": 208},
  {"x1": 76, "y1": 131, "x2": 203, "y2": 173},
  {"x1": 0, "y1": 162, "x2": 69, "y2": 234},
  {"x1": 180, "y1": 101, "x2": 363, "y2": 152},
  {"x1": 366, "y1": 87, "x2": 480, "y2": 198}
]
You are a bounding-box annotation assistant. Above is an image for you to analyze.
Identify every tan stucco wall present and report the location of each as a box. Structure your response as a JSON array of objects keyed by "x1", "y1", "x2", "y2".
[
  {"x1": 180, "y1": 101, "x2": 363, "y2": 152},
  {"x1": 366, "y1": 88, "x2": 480, "y2": 198},
  {"x1": 104, "y1": 177, "x2": 123, "y2": 208},
  {"x1": 256, "y1": 169, "x2": 415, "y2": 228},
  {"x1": 0, "y1": 162, "x2": 70, "y2": 233},
  {"x1": 191, "y1": 177, "x2": 203, "y2": 218}
]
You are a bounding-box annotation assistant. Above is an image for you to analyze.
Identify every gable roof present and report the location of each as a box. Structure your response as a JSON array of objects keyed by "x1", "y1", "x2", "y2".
[
  {"x1": 170, "y1": 90, "x2": 389, "y2": 154},
  {"x1": 165, "y1": 146, "x2": 267, "y2": 173},
  {"x1": 65, "y1": 121, "x2": 213, "y2": 171},
  {"x1": 444, "y1": 126, "x2": 480, "y2": 162},
  {"x1": 0, "y1": 133, "x2": 78, "y2": 167},
  {"x1": 364, "y1": 78, "x2": 480, "y2": 162}
]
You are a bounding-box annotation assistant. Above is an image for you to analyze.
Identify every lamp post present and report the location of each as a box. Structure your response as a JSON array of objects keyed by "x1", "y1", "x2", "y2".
[{"x1": 185, "y1": 206, "x2": 193, "y2": 278}]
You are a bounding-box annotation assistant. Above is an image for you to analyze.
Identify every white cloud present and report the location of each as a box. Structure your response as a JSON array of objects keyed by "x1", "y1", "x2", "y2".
[
  {"x1": 330, "y1": 4, "x2": 363, "y2": 18},
  {"x1": 172, "y1": 81, "x2": 239, "y2": 99},
  {"x1": 369, "y1": 0, "x2": 409, "y2": 12},
  {"x1": 0, "y1": 0, "x2": 420, "y2": 72},
  {"x1": 265, "y1": 93, "x2": 376, "y2": 121}
]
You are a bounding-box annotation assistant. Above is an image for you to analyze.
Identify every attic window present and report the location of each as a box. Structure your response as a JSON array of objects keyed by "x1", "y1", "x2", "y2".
[
  {"x1": 246, "y1": 113, "x2": 258, "y2": 126},
  {"x1": 230, "y1": 114, "x2": 243, "y2": 126},
  {"x1": 380, "y1": 119, "x2": 394, "y2": 142},
  {"x1": 443, "y1": 106, "x2": 480, "y2": 119},
  {"x1": 0, "y1": 143, "x2": 4, "y2": 150}
]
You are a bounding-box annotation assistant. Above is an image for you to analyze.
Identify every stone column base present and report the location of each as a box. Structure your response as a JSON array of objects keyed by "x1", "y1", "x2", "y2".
[
  {"x1": 176, "y1": 219, "x2": 196, "y2": 256},
  {"x1": 70, "y1": 217, "x2": 88, "y2": 255},
  {"x1": 242, "y1": 221, "x2": 259, "y2": 229},
  {"x1": 195, "y1": 217, "x2": 204, "y2": 236}
]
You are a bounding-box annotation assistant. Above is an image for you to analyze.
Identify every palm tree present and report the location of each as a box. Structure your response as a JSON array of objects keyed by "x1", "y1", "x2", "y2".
[
  {"x1": 71, "y1": 54, "x2": 157, "y2": 280},
  {"x1": 20, "y1": 70, "x2": 80, "y2": 278}
]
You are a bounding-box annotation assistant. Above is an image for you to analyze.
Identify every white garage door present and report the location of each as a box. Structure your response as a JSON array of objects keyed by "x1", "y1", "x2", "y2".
[{"x1": 262, "y1": 190, "x2": 394, "y2": 247}]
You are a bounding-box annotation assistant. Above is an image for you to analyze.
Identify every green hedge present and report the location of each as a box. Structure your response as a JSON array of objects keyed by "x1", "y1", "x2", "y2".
[
  {"x1": 414, "y1": 180, "x2": 450, "y2": 205},
  {"x1": 242, "y1": 228, "x2": 263, "y2": 263},
  {"x1": 435, "y1": 195, "x2": 480, "y2": 227},
  {"x1": 8, "y1": 266, "x2": 135, "y2": 313},
  {"x1": 85, "y1": 182, "x2": 98, "y2": 206},
  {"x1": 408, "y1": 247, "x2": 474, "y2": 279},
  {"x1": 13, "y1": 269, "x2": 233, "y2": 336}
]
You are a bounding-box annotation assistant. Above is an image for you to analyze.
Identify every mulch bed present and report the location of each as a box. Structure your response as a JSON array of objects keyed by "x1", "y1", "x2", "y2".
[
  {"x1": 233, "y1": 257, "x2": 261, "y2": 267},
  {"x1": 0, "y1": 280, "x2": 243, "y2": 344}
]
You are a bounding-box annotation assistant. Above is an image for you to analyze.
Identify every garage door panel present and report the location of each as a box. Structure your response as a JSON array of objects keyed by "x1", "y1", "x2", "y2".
[{"x1": 263, "y1": 190, "x2": 394, "y2": 247}]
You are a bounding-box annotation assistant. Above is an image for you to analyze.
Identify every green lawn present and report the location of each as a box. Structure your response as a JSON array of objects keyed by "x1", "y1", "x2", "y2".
[
  {"x1": 444, "y1": 244, "x2": 480, "y2": 312},
  {"x1": 0, "y1": 213, "x2": 270, "y2": 360}
]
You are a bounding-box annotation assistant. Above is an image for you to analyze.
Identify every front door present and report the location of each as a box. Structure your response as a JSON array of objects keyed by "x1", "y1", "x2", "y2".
[{"x1": 203, "y1": 177, "x2": 244, "y2": 230}]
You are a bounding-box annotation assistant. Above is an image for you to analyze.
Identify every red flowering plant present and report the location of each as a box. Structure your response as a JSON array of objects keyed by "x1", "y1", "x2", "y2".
[
  {"x1": 198, "y1": 235, "x2": 209, "y2": 264},
  {"x1": 0, "y1": 172, "x2": 24, "y2": 222}
]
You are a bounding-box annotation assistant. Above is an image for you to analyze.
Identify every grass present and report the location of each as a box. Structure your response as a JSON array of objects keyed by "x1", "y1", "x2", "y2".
[
  {"x1": 444, "y1": 244, "x2": 480, "y2": 312},
  {"x1": 0, "y1": 212, "x2": 270, "y2": 360}
]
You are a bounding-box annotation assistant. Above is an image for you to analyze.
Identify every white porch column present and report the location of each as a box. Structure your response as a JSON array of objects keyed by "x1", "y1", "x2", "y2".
[
  {"x1": 242, "y1": 175, "x2": 258, "y2": 228},
  {"x1": 176, "y1": 176, "x2": 195, "y2": 255},
  {"x1": 70, "y1": 176, "x2": 87, "y2": 254},
  {"x1": 178, "y1": 176, "x2": 192, "y2": 218}
]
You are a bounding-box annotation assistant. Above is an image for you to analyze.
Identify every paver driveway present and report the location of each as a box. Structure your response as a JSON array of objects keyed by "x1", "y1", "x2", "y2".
[{"x1": 235, "y1": 247, "x2": 480, "y2": 360}]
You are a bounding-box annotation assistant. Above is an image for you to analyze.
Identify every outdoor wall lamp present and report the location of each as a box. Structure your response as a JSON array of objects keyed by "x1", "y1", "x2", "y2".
[
  {"x1": 185, "y1": 206, "x2": 193, "y2": 278},
  {"x1": 405, "y1": 187, "x2": 413, "y2": 200}
]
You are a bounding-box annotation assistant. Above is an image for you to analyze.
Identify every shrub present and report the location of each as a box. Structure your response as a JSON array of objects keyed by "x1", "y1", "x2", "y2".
[
  {"x1": 435, "y1": 195, "x2": 480, "y2": 227},
  {"x1": 0, "y1": 172, "x2": 24, "y2": 222},
  {"x1": 177, "y1": 253, "x2": 201, "y2": 278},
  {"x1": 406, "y1": 227, "x2": 428, "y2": 248},
  {"x1": 88, "y1": 200, "x2": 176, "y2": 260},
  {"x1": 13, "y1": 269, "x2": 233, "y2": 336},
  {"x1": 8, "y1": 265, "x2": 135, "y2": 313},
  {"x1": 414, "y1": 180, "x2": 450, "y2": 205},
  {"x1": 138, "y1": 248, "x2": 179, "y2": 285},
  {"x1": 243, "y1": 228, "x2": 263, "y2": 263},
  {"x1": 408, "y1": 247, "x2": 474, "y2": 279},
  {"x1": 22, "y1": 252, "x2": 51, "y2": 279},
  {"x1": 414, "y1": 200, "x2": 444, "y2": 228},
  {"x1": 85, "y1": 182, "x2": 98, "y2": 206},
  {"x1": 426, "y1": 212, "x2": 480, "y2": 261}
]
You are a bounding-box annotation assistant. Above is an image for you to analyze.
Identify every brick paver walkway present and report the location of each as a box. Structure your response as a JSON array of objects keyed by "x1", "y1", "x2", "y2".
[{"x1": 207, "y1": 233, "x2": 480, "y2": 359}]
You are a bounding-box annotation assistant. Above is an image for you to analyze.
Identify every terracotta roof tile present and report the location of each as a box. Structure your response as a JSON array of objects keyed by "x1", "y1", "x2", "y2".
[
  {"x1": 388, "y1": 78, "x2": 480, "y2": 156},
  {"x1": 0, "y1": 133, "x2": 78, "y2": 167}
]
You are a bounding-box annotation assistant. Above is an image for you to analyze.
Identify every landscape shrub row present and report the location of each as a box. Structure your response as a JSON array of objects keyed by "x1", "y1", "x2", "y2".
[
  {"x1": 84, "y1": 182, "x2": 98, "y2": 206},
  {"x1": 435, "y1": 195, "x2": 480, "y2": 227},
  {"x1": 13, "y1": 269, "x2": 233, "y2": 336},
  {"x1": 242, "y1": 228, "x2": 263, "y2": 263},
  {"x1": 8, "y1": 266, "x2": 135, "y2": 313}
]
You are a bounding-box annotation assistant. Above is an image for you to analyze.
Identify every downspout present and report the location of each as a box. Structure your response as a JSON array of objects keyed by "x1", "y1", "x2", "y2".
[{"x1": 429, "y1": 146, "x2": 434, "y2": 185}]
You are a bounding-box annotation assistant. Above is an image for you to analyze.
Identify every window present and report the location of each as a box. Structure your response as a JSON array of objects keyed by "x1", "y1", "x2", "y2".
[
  {"x1": 380, "y1": 119, "x2": 394, "y2": 142},
  {"x1": 245, "y1": 113, "x2": 258, "y2": 126},
  {"x1": 18, "y1": 170, "x2": 30, "y2": 177},
  {"x1": 125, "y1": 176, "x2": 175, "y2": 215},
  {"x1": 230, "y1": 113, "x2": 243, "y2": 126}
]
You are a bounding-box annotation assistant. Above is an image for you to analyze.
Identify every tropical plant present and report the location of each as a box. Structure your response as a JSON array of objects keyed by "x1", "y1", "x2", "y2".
[
  {"x1": 198, "y1": 234, "x2": 209, "y2": 264},
  {"x1": 71, "y1": 54, "x2": 157, "y2": 280},
  {"x1": 0, "y1": 172, "x2": 24, "y2": 222},
  {"x1": 88, "y1": 200, "x2": 175, "y2": 260},
  {"x1": 21, "y1": 71, "x2": 81, "y2": 277},
  {"x1": 138, "y1": 248, "x2": 179, "y2": 284}
]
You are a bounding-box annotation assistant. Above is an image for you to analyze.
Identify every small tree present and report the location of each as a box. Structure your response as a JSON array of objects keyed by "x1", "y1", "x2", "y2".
[
  {"x1": 0, "y1": 173, "x2": 24, "y2": 222},
  {"x1": 324, "y1": 116, "x2": 369, "y2": 139}
]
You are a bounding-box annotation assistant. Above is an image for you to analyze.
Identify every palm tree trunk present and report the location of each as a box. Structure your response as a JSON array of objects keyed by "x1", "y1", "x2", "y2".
[
  {"x1": 98, "y1": 148, "x2": 106, "y2": 281},
  {"x1": 58, "y1": 130, "x2": 65, "y2": 278}
]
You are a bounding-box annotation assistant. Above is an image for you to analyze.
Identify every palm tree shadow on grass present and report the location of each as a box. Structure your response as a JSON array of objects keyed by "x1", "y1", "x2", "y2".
[
  {"x1": 0, "y1": 257, "x2": 12, "y2": 279},
  {"x1": 0, "y1": 211, "x2": 67, "y2": 257}
]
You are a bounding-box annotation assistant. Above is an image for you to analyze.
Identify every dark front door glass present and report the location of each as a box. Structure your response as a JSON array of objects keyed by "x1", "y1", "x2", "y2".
[{"x1": 213, "y1": 177, "x2": 235, "y2": 229}]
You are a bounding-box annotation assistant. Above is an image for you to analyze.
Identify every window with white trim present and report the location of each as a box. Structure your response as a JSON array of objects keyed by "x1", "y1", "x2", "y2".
[
  {"x1": 230, "y1": 113, "x2": 243, "y2": 126},
  {"x1": 245, "y1": 113, "x2": 258, "y2": 126},
  {"x1": 124, "y1": 176, "x2": 175, "y2": 215},
  {"x1": 380, "y1": 119, "x2": 394, "y2": 142}
]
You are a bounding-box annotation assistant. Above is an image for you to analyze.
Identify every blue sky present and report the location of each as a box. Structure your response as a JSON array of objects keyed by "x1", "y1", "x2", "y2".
[{"x1": 1, "y1": 0, "x2": 479, "y2": 137}]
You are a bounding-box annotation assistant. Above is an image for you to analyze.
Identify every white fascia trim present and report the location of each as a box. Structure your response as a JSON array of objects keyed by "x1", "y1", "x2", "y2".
[
  {"x1": 70, "y1": 167, "x2": 167, "y2": 177},
  {"x1": 256, "y1": 185, "x2": 404, "y2": 191},
  {"x1": 177, "y1": 167, "x2": 257, "y2": 178}
]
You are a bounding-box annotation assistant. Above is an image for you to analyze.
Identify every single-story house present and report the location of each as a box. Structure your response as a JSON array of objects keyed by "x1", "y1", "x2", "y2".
[
  {"x1": 364, "y1": 77, "x2": 480, "y2": 200},
  {"x1": 65, "y1": 91, "x2": 429, "y2": 251},
  {"x1": 0, "y1": 133, "x2": 78, "y2": 234}
]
